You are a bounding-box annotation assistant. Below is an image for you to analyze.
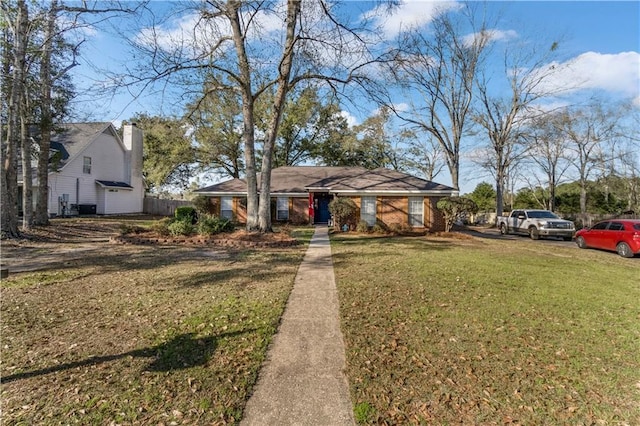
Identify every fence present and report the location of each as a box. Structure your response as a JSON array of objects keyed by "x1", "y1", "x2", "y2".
[
  {"x1": 143, "y1": 197, "x2": 193, "y2": 216},
  {"x1": 571, "y1": 212, "x2": 638, "y2": 228}
]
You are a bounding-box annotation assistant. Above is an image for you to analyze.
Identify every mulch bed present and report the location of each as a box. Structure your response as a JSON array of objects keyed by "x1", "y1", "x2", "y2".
[{"x1": 111, "y1": 230, "x2": 299, "y2": 248}]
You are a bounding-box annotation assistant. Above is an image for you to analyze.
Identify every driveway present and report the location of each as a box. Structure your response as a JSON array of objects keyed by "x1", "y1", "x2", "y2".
[{"x1": 464, "y1": 226, "x2": 577, "y2": 248}]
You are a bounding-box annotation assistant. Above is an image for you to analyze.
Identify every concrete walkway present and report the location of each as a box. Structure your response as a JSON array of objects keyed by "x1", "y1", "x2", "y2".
[{"x1": 241, "y1": 226, "x2": 355, "y2": 426}]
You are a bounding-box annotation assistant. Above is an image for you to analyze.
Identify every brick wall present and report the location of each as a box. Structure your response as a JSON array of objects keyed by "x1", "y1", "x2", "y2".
[
  {"x1": 234, "y1": 197, "x2": 247, "y2": 224},
  {"x1": 204, "y1": 194, "x2": 447, "y2": 231},
  {"x1": 427, "y1": 197, "x2": 445, "y2": 232},
  {"x1": 289, "y1": 197, "x2": 309, "y2": 224},
  {"x1": 379, "y1": 196, "x2": 407, "y2": 227}
]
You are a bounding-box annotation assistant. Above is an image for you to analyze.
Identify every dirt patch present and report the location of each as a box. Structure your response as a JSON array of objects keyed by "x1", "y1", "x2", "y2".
[
  {"x1": 112, "y1": 229, "x2": 299, "y2": 248},
  {"x1": 1, "y1": 217, "x2": 298, "y2": 275}
]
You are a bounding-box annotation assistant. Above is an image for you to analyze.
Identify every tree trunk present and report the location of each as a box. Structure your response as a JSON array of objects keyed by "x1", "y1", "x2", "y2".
[
  {"x1": 1, "y1": 0, "x2": 28, "y2": 239},
  {"x1": 495, "y1": 169, "x2": 504, "y2": 217},
  {"x1": 257, "y1": 0, "x2": 300, "y2": 232},
  {"x1": 579, "y1": 178, "x2": 588, "y2": 215},
  {"x1": 19, "y1": 1, "x2": 33, "y2": 230},
  {"x1": 34, "y1": 0, "x2": 58, "y2": 225},
  {"x1": 20, "y1": 113, "x2": 33, "y2": 230},
  {"x1": 228, "y1": 2, "x2": 258, "y2": 230}
]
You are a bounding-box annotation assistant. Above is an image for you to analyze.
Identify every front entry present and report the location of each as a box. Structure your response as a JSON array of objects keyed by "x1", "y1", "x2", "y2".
[{"x1": 313, "y1": 193, "x2": 332, "y2": 224}]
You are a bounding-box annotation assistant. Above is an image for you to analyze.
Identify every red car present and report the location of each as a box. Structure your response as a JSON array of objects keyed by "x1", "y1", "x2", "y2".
[{"x1": 575, "y1": 219, "x2": 640, "y2": 258}]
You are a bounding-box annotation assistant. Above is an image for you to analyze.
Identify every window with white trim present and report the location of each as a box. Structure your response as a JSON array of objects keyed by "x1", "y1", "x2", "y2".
[
  {"x1": 276, "y1": 197, "x2": 289, "y2": 220},
  {"x1": 360, "y1": 196, "x2": 376, "y2": 226},
  {"x1": 220, "y1": 196, "x2": 233, "y2": 220},
  {"x1": 83, "y1": 156, "x2": 92, "y2": 174},
  {"x1": 408, "y1": 197, "x2": 424, "y2": 227}
]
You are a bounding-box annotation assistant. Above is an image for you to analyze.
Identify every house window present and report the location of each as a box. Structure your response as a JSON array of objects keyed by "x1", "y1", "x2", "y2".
[
  {"x1": 83, "y1": 156, "x2": 92, "y2": 174},
  {"x1": 276, "y1": 197, "x2": 289, "y2": 221},
  {"x1": 220, "y1": 196, "x2": 233, "y2": 220},
  {"x1": 360, "y1": 196, "x2": 376, "y2": 226},
  {"x1": 408, "y1": 197, "x2": 424, "y2": 227}
]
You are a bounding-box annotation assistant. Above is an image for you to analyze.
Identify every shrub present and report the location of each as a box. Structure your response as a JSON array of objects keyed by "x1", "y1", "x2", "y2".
[
  {"x1": 192, "y1": 196, "x2": 213, "y2": 215},
  {"x1": 168, "y1": 218, "x2": 195, "y2": 236},
  {"x1": 151, "y1": 217, "x2": 173, "y2": 236},
  {"x1": 119, "y1": 223, "x2": 145, "y2": 235},
  {"x1": 436, "y1": 196, "x2": 478, "y2": 232},
  {"x1": 175, "y1": 206, "x2": 198, "y2": 224},
  {"x1": 388, "y1": 222, "x2": 412, "y2": 235},
  {"x1": 372, "y1": 220, "x2": 388, "y2": 234},
  {"x1": 197, "y1": 214, "x2": 234, "y2": 235},
  {"x1": 356, "y1": 220, "x2": 369, "y2": 233},
  {"x1": 329, "y1": 197, "x2": 357, "y2": 231}
]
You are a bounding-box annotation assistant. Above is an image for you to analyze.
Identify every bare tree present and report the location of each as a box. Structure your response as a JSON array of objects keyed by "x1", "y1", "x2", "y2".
[
  {"x1": 255, "y1": 0, "x2": 300, "y2": 231},
  {"x1": 473, "y1": 38, "x2": 565, "y2": 217},
  {"x1": 120, "y1": 0, "x2": 382, "y2": 232},
  {"x1": 403, "y1": 132, "x2": 446, "y2": 181},
  {"x1": 385, "y1": 4, "x2": 491, "y2": 190},
  {"x1": 522, "y1": 112, "x2": 571, "y2": 211},
  {"x1": 557, "y1": 101, "x2": 621, "y2": 215}
]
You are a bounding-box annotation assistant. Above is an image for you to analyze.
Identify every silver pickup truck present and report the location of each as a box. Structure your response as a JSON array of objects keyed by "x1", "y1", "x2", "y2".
[{"x1": 497, "y1": 209, "x2": 575, "y2": 240}]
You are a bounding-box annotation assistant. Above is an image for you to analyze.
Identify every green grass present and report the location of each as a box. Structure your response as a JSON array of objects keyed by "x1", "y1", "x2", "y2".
[
  {"x1": 331, "y1": 234, "x2": 640, "y2": 425},
  {"x1": 1, "y1": 228, "x2": 311, "y2": 425}
]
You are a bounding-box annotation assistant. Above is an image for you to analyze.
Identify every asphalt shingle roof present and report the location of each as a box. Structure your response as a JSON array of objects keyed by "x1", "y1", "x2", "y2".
[
  {"x1": 195, "y1": 166, "x2": 455, "y2": 195},
  {"x1": 50, "y1": 123, "x2": 113, "y2": 166}
]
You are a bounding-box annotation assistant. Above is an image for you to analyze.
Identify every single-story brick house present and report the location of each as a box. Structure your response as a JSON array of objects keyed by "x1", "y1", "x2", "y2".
[{"x1": 194, "y1": 166, "x2": 458, "y2": 231}]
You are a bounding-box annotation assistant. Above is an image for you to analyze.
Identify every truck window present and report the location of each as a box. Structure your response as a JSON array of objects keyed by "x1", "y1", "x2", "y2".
[{"x1": 528, "y1": 211, "x2": 559, "y2": 219}]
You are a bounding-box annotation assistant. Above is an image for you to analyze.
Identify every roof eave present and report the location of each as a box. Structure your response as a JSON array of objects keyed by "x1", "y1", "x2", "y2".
[{"x1": 331, "y1": 189, "x2": 458, "y2": 196}]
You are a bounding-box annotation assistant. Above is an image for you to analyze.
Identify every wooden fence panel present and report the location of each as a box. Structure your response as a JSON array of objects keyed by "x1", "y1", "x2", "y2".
[{"x1": 143, "y1": 198, "x2": 192, "y2": 216}]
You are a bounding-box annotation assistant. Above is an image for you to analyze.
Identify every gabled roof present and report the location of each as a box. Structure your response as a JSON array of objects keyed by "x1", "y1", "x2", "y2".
[
  {"x1": 50, "y1": 123, "x2": 117, "y2": 169},
  {"x1": 195, "y1": 166, "x2": 456, "y2": 196},
  {"x1": 18, "y1": 122, "x2": 117, "y2": 182}
]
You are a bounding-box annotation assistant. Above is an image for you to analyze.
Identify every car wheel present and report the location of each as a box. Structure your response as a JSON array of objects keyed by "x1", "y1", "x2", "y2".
[
  {"x1": 528, "y1": 226, "x2": 540, "y2": 240},
  {"x1": 576, "y1": 236, "x2": 587, "y2": 249},
  {"x1": 500, "y1": 224, "x2": 508, "y2": 235},
  {"x1": 616, "y1": 242, "x2": 634, "y2": 258}
]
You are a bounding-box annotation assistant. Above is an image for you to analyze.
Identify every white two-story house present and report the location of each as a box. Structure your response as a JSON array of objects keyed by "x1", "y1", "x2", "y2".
[{"x1": 44, "y1": 122, "x2": 144, "y2": 216}]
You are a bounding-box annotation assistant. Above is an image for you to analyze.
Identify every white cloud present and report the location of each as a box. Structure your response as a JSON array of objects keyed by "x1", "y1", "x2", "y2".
[
  {"x1": 539, "y1": 51, "x2": 640, "y2": 98},
  {"x1": 339, "y1": 110, "x2": 359, "y2": 128},
  {"x1": 364, "y1": 0, "x2": 460, "y2": 38},
  {"x1": 462, "y1": 29, "x2": 518, "y2": 48},
  {"x1": 136, "y1": 4, "x2": 287, "y2": 57}
]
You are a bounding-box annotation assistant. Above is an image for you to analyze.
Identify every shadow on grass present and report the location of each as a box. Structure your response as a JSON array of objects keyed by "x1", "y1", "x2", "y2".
[
  {"x1": 175, "y1": 249, "x2": 305, "y2": 288},
  {"x1": 1, "y1": 329, "x2": 251, "y2": 384},
  {"x1": 331, "y1": 235, "x2": 457, "y2": 250}
]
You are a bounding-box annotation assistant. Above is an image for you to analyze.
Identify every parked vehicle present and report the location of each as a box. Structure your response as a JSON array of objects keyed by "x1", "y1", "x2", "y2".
[
  {"x1": 497, "y1": 209, "x2": 575, "y2": 241},
  {"x1": 575, "y1": 219, "x2": 640, "y2": 258}
]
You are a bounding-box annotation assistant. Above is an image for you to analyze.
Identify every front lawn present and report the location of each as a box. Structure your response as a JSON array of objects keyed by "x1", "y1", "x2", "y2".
[
  {"x1": 1, "y1": 223, "x2": 314, "y2": 425},
  {"x1": 331, "y1": 233, "x2": 640, "y2": 424}
]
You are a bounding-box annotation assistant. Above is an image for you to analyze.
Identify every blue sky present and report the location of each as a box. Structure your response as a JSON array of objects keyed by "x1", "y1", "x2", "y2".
[{"x1": 69, "y1": 1, "x2": 639, "y2": 193}]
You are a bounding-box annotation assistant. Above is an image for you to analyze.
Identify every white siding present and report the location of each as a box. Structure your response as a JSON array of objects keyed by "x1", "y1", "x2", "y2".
[{"x1": 48, "y1": 127, "x2": 144, "y2": 216}]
